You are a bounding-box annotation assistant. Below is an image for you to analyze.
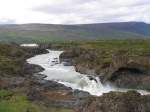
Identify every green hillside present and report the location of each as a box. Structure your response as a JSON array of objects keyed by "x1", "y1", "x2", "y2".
[{"x1": 0, "y1": 22, "x2": 149, "y2": 43}]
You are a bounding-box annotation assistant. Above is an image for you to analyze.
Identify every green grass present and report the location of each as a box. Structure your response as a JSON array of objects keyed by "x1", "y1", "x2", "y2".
[
  {"x1": 0, "y1": 56, "x2": 21, "y2": 75},
  {"x1": 0, "y1": 90, "x2": 13, "y2": 99},
  {"x1": 0, "y1": 96, "x2": 38, "y2": 112},
  {"x1": 0, "y1": 90, "x2": 74, "y2": 112},
  {"x1": 0, "y1": 90, "x2": 41, "y2": 112},
  {"x1": 0, "y1": 43, "x2": 28, "y2": 76},
  {"x1": 57, "y1": 39, "x2": 150, "y2": 56}
]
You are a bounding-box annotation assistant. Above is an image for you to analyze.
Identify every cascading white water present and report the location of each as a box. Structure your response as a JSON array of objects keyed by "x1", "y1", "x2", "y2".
[{"x1": 27, "y1": 50, "x2": 149, "y2": 96}]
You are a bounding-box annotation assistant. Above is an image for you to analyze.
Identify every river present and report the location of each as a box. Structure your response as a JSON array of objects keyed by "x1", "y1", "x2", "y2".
[{"x1": 27, "y1": 50, "x2": 149, "y2": 96}]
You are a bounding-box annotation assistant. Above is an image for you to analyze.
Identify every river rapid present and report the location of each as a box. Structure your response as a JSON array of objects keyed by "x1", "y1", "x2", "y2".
[{"x1": 27, "y1": 50, "x2": 149, "y2": 96}]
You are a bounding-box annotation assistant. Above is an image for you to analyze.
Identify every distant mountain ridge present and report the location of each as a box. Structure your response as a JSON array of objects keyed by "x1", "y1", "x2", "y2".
[{"x1": 0, "y1": 22, "x2": 150, "y2": 43}]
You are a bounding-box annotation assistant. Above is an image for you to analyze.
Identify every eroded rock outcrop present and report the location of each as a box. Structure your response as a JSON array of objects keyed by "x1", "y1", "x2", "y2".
[
  {"x1": 59, "y1": 48, "x2": 150, "y2": 91},
  {"x1": 105, "y1": 55, "x2": 150, "y2": 90}
]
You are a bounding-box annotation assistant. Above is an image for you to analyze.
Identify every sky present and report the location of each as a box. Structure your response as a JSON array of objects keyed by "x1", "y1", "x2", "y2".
[{"x1": 0, "y1": 0, "x2": 149, "y2": 24}]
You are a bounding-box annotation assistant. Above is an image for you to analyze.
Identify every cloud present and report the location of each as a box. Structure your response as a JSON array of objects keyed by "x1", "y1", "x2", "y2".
[
  {"x1": 0, "y1": 0, "x2": 150, "y2": 24},
  {"x1": 32, "y1": 0, "x2": 150, "y2": 24}
]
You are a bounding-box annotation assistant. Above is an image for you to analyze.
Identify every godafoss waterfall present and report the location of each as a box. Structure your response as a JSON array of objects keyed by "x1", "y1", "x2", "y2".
[{"x1": 27, "y1": 50, "x2": 149, "y2": 96}]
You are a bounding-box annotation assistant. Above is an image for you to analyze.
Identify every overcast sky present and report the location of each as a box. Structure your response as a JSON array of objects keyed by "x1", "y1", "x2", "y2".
[{"x1": 0, "y1": 0, "x2": 149, "y2": 24}]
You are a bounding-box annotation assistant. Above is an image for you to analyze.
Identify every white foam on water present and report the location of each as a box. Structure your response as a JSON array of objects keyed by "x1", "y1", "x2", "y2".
[{"x1": 27, "y1": 50, "x2": 150, "y2": 96}]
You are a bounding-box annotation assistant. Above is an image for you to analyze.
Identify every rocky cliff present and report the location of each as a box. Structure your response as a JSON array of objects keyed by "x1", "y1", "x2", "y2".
[{"x1": 59, "y1": 41, "x2": 150, "y2": 91}]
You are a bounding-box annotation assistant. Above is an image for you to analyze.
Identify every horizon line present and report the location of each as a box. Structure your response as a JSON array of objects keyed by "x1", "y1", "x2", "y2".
[{"x1": 0, "y1": 21, "x2": 149, "y2": 26}]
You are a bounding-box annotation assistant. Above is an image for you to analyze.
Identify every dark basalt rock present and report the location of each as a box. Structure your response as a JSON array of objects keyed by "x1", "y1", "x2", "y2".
[
  {"x1": 27, "y1": 79, "x2": 90, "y2": 108},
  {"x1": 72, "y1": 90, "x2": 90, "y2": 98},
  {"x1": 22, "y1": 63, "x2": 44, "y2": 75},
  {"x1": 59, "y1": 50, "x2": 74, "y2": 64},
  {"x1": 0, "y1": 77, "x2": 25, "y2": 89},
  {"x1": 105, "y1": 55, "x2": 150, "y2": 90},
  {"x1": 87, "y1": 76, "x2": 98, "y2": 83},
  {"x1": 108, "y1": 66, "x2": 150, "y2": 90},
  {"x1": 77, "y1": 91, "x2": 150, "y2": 112}
]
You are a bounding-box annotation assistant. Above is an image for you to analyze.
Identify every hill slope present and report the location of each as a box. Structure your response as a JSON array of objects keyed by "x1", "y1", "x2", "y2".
[{"x1": 0, "y1": 22, "x2": 150, "y2": 43}]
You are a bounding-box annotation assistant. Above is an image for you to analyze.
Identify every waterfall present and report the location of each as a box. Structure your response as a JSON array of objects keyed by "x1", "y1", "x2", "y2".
[{"x1": 57, "y1": 75, "x2": 110, "y2": 96}]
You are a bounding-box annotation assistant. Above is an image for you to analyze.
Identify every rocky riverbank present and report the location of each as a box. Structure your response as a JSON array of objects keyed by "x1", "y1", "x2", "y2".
[
  {"x1": 77, "y1": 91, "x2": 150, "y2": 112},
  {"x1": 0, "y1": 43, "x2": 90, "y2": 112}
]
